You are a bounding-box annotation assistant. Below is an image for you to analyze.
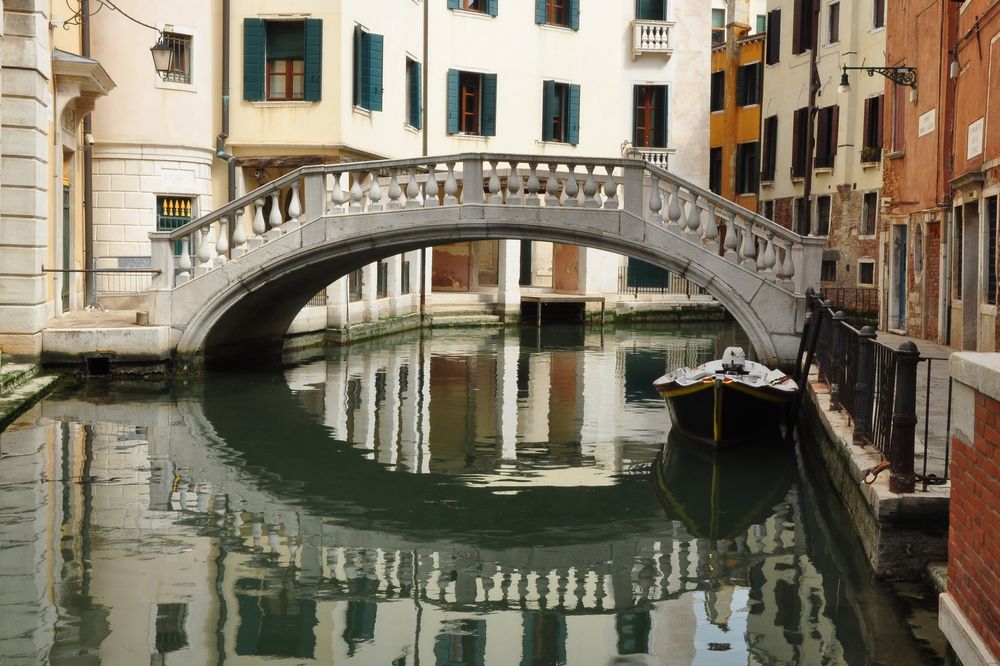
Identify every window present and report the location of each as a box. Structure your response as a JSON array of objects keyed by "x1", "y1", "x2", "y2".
[
  {"x1": 709, "y1": 147, "x2": 723, "y2": 194},
  {"x1": 862, "y1": 95, "x2": 884, "y2": 162},
  {"x1": 816, "y1": 194, "x2": 831, "y2": 235},
  {"x1": 765, "y1": 9, "x2": 781, "y2": 65},
  {"x1": 736, "y1": 63, "x2": 761, "y2": 106},
  {"x1": 760, "y1": 200, "x2": 774, "y2": 220},
  {"x1": 988, "y1": 196, "x2": 998, "y2": 305},
  {"x1": 756, "y1": 14, "x2": 768, "y2": 34},
  {"x1": 353, "y1": 27, "x2": 384, "y2": 111},
  {"x1": 448, "y1": 0, "x2": 498, "y2": 14},
  {"x1": 401, "y1": 260, "x2": 411, "y2": 294},
  {"x1": 243, "y1": 19, "x2": 322, "y2": 102},
  {"x1": 710, "y1": 71, "x2": 725, "y2": 112},
  {"x1": 891, "y1": 83, "x2": 905, "y2": 152},
  {"x1": 536, "y1": 0, "x2": 579, "y2": 29},
  {"x1": 827, "y1": 2, "x2": 840, "y2": 43},
  {"x1": 821, "y1": 259, "x2": 837, "y2": 282},
  {"x1": 636, "y1": 0, "x2": 667, "y2": 21},
  {"x1": 761, "y1": 115, "x2": 777, "y2": 181},
  {"x1": 162, "y1": 32, "x2": 192, "y2": 84},
  {"x1": 861, "y1": 191, "x2": 879, "y2": 235},
  {"x1": 953, "y1": 206, "x2": 963, "y2": 298},
  {"x1": 376, "y1": 260, "x2": 388, "y2": 298},
  {"x1": 791, "y1": 106, "x2": 808, "y2": 178},
  {"x1": 873, "y1": 0, "x2": 885, "y2": 29},
  {"x1": 633, "y1": 85, "x2": 668, "y2": 148},
  {"x1": 735, "y1": 142, "x2": 759, "y2": 195},
  {"x1": 793, "y1": 0, "x2": 814, "y2": 55},
  {"x1": 815, "y1": 105, "x2": 839, "y2": 168},
  {"x1": 712, "y1": 8, "x2": 726, "y2": 44},
  {"x1": 348, "y1": 268, "x2": 363, "y2": 301},
  {"x1": 859, "y1": 260, "x2": 875, "y2": 286},
  {"x1": 157, "y1": 196, "x2": 192, "y2": 257},
  {"x1": 447, "y1": 69, "x2": 497, "y2": 136},
  {"x1": 406, "y1": 57, "x2": 422, "y2": 129},
  {"x1": 155, "y1": 603, "x2": 189, "y2": 655},
  {"x1": 542, "y1": 81, "x2": 580, "y2": 144},
  {"x1": 794, "y1": 197, "x2": 808, "y2": 235}
]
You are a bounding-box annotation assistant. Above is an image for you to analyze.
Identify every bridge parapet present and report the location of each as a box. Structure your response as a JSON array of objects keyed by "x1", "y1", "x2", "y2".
[{"x1": 150, "y1": 153, "x2": 823, "y2": 297}]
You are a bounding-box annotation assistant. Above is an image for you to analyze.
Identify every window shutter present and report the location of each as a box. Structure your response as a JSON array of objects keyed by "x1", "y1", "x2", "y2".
[
  {"x1": 792, "y1": 0, "x2": 802, "y2": 53},
  {"x1": 766, "y1": 9, "x2": 781, "y2": 65},
  {"x1": 792, "y1": 108, "x2": 803, "y2": 176},
  {"x1": 816, "y1": 107, "x2": 829, "y2": 166},
  {"x1": 353, "y1": 26, "x2": 363, "y2": 107},
  {"x1": 243, "y1": 18, "x2": 265, "y2": 101},
  {"x1": 486, "y1": 0, "x2": 498, "y2": 17},
  {"x1": 535, "y1": 0, "x2": 547, "y2": 24},
  {"x1": 542, "y1": 80, "x2": 556, "y2": 141},
  {"x1": 658, "y1": 85, "x2": 669, "y2": 148},
  {"x1": 447, "y1": 0, "x2": 460, "y2": 9},
  {"x1": 567, "y1": 83, "x2": 580, "y2": 145},
  {"x1": 875, "y1": 94, "x2": 884, "y2": 149},
  {"x1": 632, "y1": 86, "x2": 641, "y2": 146},
  {"x1": 863, "y1": 96, "x2": 872, "y2": 150},
  {"x1": 830, "y1": 104, "x2": 839, "y2": 160},
  {"x1": 367, "y1": 33, "x2": 383, "y2": 112},
  {"x1": 736, "y1": 67, "x2": 746, "y2": 106},
  {"x1": 447, "y1": 69, "x2": 460, "y2": 134},
  {"x1": 410, "y1": 61, "x2": 422, "y2": 129},
  {"x1": 303, "y1": 19, "x2": 322, "y2": 101},
  {"x1": 569, "y1": 0, "x2": 580, "y2": 29},
  {"x1": 481, "y1": 73, "x2": 497, "y2": 136}
]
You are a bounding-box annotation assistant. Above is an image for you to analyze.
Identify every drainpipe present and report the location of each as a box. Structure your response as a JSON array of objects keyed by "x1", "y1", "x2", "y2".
[
  {"x1": 801, "y1": 0, "x2": 821, "y2": 236},
  {"x1": 82, "y1": 0, "x2": 95, "y2": 306},
  {"x1": 223, "y1": 0, "x2": 235, "y2": 203},
  {"x1": 419, "y1": 0, "x2": 429, "y2": 324}
]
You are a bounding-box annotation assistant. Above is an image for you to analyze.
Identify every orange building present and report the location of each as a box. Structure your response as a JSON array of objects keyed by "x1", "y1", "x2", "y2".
[{"x1": 709, "y1": 22, "x2": 763, "y2": 212}]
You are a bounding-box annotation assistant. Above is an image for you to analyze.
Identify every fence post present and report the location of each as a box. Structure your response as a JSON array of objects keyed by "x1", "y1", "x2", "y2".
[
  {"x1": 889, "y1": 341, "x2": 919, "y2": 493},
  {"x1": 853, "y1": 326, "x2": 876, "y2": 446},
  {"x1": 817, "y1": 300, "x2": 834, "y2": 381},
  {"x1": 830, "y1": 310, "x2": 847, "y2": 411}
]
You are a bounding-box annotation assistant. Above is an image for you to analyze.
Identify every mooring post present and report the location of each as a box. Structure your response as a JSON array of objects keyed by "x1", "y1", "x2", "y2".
[
  {"x1": 853, "y1": 326, "x2": 876, "y2": 446},
  {"x1": 818, "y1": 300, "x2": 834, "y2": 382},
  {"x1": 829, "y1": 310, "x2": 846, "y2": 411},
  {"x1": 889, "y1": 341, "x2": 920, "y2": 493}
]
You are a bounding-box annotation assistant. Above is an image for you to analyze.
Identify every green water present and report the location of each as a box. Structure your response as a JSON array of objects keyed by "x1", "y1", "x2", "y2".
[{"x1": 0, "y1": 324, "x2": 944, "y2": 665}]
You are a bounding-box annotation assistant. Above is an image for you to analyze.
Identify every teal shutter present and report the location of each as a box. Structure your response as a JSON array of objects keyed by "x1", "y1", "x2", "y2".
[
  {"x1": 447, "y1": 69, "x2": 460, "y2": 134},
  {"x1": 569, "y1": 0, "x2": 580, "y2": 29},
  {"x1": 243, "y1": 19, "x2": 265, "y2": 101},
  {"x1": 660, "y1": 85, "x2": 669, "y2": 148},
  {"x1": 353, "y1": 26, "x2": 363, "y2": 106},
  {"x1": 481, "y1": 73, "x2": 497, "y2": 136},
  {"x1": 303, "y1": 19, "x2": 322, "y2": 101},
  {"x1": 447, "y1": 0, "x2": 460, "y2": 8},
  {"x1": 366, "y1": 33, "x2": 383, "y2": 112},
  {"x1": 487, "y1": 0, "x2": 498, "y2": 16},
  {"x1": 409, "y1": 61, "x2": 422, "y2": 129},
  {"x1": 567, "y1": 84, "x2": 580, "y2": 145},
  {"x1": 542, "y1": 80, "x2": 556, "y2": 141},
  {"x1": 535, "y1": 0, "x2": 547, "y2": 24}
]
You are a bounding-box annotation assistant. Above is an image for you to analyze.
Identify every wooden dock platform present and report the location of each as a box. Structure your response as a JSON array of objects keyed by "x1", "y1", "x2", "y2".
[{"x1": 520, "y1": 294, "x2": 606, "y2": 326}]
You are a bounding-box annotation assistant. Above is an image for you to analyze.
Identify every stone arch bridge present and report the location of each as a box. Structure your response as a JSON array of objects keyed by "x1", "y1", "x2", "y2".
[{"x1": 148, "y1": 153, "x2": 824, "y2": 368}]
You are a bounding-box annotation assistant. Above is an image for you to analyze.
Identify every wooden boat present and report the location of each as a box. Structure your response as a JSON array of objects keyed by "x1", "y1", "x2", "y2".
[{"x1": 652, "y1": 346, "x2": 797, "y2": 446}]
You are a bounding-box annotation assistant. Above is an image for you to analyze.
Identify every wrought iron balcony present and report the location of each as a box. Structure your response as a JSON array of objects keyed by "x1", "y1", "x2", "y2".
[{"x1": 631, "y1": 19, "x2": 674, "y2": 59}]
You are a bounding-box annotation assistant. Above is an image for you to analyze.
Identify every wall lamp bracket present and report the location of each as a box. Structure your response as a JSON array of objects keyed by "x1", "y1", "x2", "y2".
[{"x1": 838, "y1": 65, "x2": 917, "y2": 93}]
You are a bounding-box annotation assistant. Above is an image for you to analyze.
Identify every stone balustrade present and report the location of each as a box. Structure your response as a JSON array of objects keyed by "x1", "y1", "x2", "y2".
[{"x1": 631, "y1": 19, "x2": 675, "y2": 58}]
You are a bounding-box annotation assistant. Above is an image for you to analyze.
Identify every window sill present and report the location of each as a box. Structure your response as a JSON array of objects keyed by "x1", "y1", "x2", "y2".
[
  {"x1": 251, "y1": 100, "x2": 315, "y2": 108},
  {"x1": 451, "y1": 133, "x2": 489, "y2": 141},
  {"x1": 155, "y1": 78, "x2": 196, "y2": 94},
  {"x1": 760, "y1": 180, "x2": 774, "y2": 188},
  {"x1": 451, "y1": 9, "x2": 495, "y2": 20},
  {"x1": 886, "y1": 149, "x2": 905, "y2": 160},
  {"x1": 403, "y1": 123, "x2": 421, "y2": 134},
  {"x1": 538, "y1": 22, "x2": 576, "y2": 33},
  {"x1": 857, "y1": 234, "x2": 877, "y2": 240},
  {"x1": 814, "y1": 167, "x2": 834, "y2": 175},
  {"x1": 353, "y1": 106, "x2": 373, "y2": 118},
  {"x1": 861, "y1": 161, "x2": 880, "y2": 170},
  {"x1": 537, "y1": 139, "x2": 575, "y2": 147},
  {"x1": 791, "y1": 176, "x2": 805, "y2": 184}
]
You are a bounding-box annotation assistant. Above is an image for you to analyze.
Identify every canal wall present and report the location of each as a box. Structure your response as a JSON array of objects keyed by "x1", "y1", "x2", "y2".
[
  {"x1": 0, "y1": 363, "x2": 60, "y2": 431},
  {"x1": 940, "y1": 353, "x2": 1000, "y2": 666},
  {"x1": 799, "y1": 369, "x2": 949, "y2": 581}
]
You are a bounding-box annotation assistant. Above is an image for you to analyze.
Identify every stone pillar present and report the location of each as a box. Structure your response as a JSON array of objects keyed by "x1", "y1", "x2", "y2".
[
  {"x1": 495, "y1": 331, "x2": 519, "y2": 460},
  {"x1": 361, "y1": 262, "x2": 378, "y2": 323},
  {"x1": 386, "y1": 253, "x2": 402, "y2": 316},
  {"x1": 326, "y1": 276, "x2": 349, "y2": 329},
  {"x1": 497, "y1": 239, "x2": 520, "y2": 322},
  {"x1": 0, "y1": 1, "x2": 51, "y2": 358}
]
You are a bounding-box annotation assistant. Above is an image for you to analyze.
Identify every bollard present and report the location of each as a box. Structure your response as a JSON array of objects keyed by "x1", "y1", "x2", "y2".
[
  {"x1": 829, "y1": 311, "x2": 847, "y2": 411},
  {"x1": 889, "y1": 340, "x2": 920, "y2": 493},
  {"x1": 853, "y1": 326, "x2": 876, "y2": 446}
]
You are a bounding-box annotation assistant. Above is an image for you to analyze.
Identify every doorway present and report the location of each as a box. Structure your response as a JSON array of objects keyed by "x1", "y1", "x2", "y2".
[
  {"x1": 891, "y1": 225, "x2": 907, "y2": 330},
  {"x1": 61, "y1": 185, "x2": 72, "y2": 312},
  {"x1": 961, "y1": 201, "x2": 980, "y2": 350}
]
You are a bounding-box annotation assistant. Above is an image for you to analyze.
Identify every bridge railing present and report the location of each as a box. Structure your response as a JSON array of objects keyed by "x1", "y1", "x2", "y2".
[{"x1": 149, "y1": 153, "x2": 822, "y2": 295}]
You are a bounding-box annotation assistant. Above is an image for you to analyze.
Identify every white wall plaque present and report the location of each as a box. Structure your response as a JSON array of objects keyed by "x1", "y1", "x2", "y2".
[
  {"x1": 968, "y1": 117, "x2": 984, "y2": 159},
  {"x1": 918, "y1": 108, "x2": 936, "y2": 137}
]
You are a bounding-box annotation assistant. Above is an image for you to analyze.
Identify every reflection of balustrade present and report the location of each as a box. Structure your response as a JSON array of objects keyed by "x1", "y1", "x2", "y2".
[{"x1": 631, "y1": 19, "x2": 675, "y2": 59}]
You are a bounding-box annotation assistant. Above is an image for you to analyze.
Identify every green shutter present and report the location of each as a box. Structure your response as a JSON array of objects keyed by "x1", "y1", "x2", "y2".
[
  {"x1": 409, "y1": 61, "x2": 422, "y2": 129},
  {"x1": 632, "y1": 85, "x2": 641, "y2": 145},
  {"x1": 487, "y1": 0, "x2": 498, "y2": 16},
  {"x1": 366, "y1": 33, "x2": 383, "y2": 112},
  {"x1": 481, "y1": 73, "x2": 497, "y2": 136},
  {"x1": 569, "y1": 0, "x2": 580, "y2": 29},
  {"x1": 535, "y1": 0, "x2": 546, "y2": 24},
  {"x1": 353, "y1": 26, "x2": 363, "y2": 106},
  {"x1": 567, "y1": 83, "x2": 580, "y2": 145},
  {"x1": 659, "y1": 85, "x2": 669, "y2": 148},
  {"x1": 636, "y1": 0, "x2": 666, "y2": 20},
  {"x1": 303, "y1": 19, "x2": 322, "y2": 101},
  {"x1": 542, "y1": 80, "x2": 556, "y2": 141},
  {"x1": 447, "y1": 69, "x2": 460, "y2": 134},
  {"x1": 243, "y1": 18, "x2": 265, "y2": 101},
  {"x1": 447, "y1": 0, "x2": 460, "y2": 8}
]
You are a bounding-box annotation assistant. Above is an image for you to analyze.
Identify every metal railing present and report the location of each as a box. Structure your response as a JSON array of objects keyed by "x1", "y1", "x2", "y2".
[
  {"x1": 42, "y1": 267, "x2": 161, "y2": 304},
  {"x1": 797, "y1": 289, "x2": 951, "y2": 492},
  {"x1": 616, "y1": 264, "x2": 707, "y2": 297},
  {"x1": 820, "y1": 287, "x2": 879, "y2": 316}
]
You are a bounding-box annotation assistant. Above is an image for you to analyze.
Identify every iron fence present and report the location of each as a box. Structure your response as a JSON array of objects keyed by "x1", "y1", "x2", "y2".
[
  {"x1": 617, "y1": 264, "x2": 707, "y2": 298},
  {"x1": 821, "y1": 287, "x2": 879, "y2": 315},
  {"x1": 43, "y1": 267, "x2": 160, "y2": 304}
]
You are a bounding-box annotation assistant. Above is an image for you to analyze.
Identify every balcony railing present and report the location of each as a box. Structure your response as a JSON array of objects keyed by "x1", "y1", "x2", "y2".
[
  {"x1": 631, "y1": 19, "x2": 674, "y2": 59},
  {"x1": 635, "y1": 147, "x2": 673, "y2": 170}
]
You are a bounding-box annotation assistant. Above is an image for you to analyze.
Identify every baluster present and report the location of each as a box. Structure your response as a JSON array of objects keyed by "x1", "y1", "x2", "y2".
[
  {"x1": 703, "y1": 202, "x2": 719, "y2": 250},
  {"x1": 330, "y1": 173, "x2": 347, "y2": 213},
  {"x1": 648, "y1": 176, "x2": 663, "y2": 225},
  {"x1": 781, "y1": 244, "x2": 796, "y2": 287},
  {"x1": 349, "y1": 172, "x2": 364, "y2": 212},
  {"x1": 722, "y1": 212, "x2": 738, "y2": 262},
  {"x1": 506, "y1": 161, "x2": 522, "y2": 204},
  {"x1": 406, "y1": 167, "x2": 421, "y2": 207},
  {"x1": 756, "y1": 235, "x2": 768, "y2": 271},
  {"x1": 582, "y1": 165, "x2": 599, "y2": 208},
  {"x1": 424, "y1": 164, "x2": 439, "y2": 207},
  {"x1": 268, "y1": 191, "x2": 283, "y2": 231},
  {"x1": 444, "y1": 162, "x2": 459, "y2": 205},
  {"x1": 287, "y1": 180, "x2": 302, "y2": 221},
  {"x1": 563, "y1": 165, "x2": 579, "y2": 206},
  {"x1": 388, "y1": 169, "x2": 403, "y2": 209},
  {"x1": 197, "y1": 227, "x2": 212, "y2": 270},
  {"x1": 665, "y1": 184, "x2": 682, "y2": 233},
  {"x1": 368, "y1": 172, "x2": 383, "y2": 211},
  {"x1": 177, "y1": 236, "x2": 192, "y2": 283},
  {"x1": 525, "y1": 162, "x2": 541, "y2": 205},
  {"x1": 232, "y1": 208, "x2": 247, "y2": 247},
  {"x1": 740, "y1": 222, "x2": 758, "y2": 269},
  {"x1": 488, "y1": 160, "x2": 502, "y2": 204},
  {"x1": 685, "y1": 194, "x2": 702, "y2": 236},
  {"x1": 602, "y1": 166, "x2": 618, "y2": 209},
  {"x1": 545, "y1": 163, "x2": 560, "y2": 206},
  {"x1": 214, "y1": 217, "x2": 229, "y2": 266},
  {"x1": 774, "y1": 243, "x2": 787, "y2": 282},
  {"x1": 763, "y1": 235, "x2": 777, "y2": 273}
]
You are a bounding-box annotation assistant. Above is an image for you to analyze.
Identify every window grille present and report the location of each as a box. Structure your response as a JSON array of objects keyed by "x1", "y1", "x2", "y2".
[{"x1": 163, "y1": 33, "x2": 192, "y2": 84}]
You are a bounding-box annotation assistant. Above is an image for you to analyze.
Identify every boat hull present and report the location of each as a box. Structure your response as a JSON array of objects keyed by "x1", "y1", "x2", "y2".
[{"x1": 657, "y1": 378, "x2": 792, "y2": 447}]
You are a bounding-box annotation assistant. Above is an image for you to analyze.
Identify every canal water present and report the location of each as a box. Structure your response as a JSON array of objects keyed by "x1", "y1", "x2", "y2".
[{"x1": 0, "y1": 323, "x2": 945, "y2": 665}]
